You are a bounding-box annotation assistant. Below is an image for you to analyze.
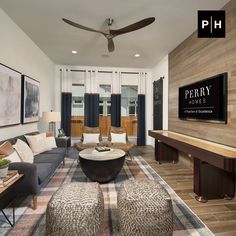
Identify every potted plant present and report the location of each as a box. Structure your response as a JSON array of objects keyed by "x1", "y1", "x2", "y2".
[{"x1": 0, "y1": 159, "x2": 11, "y2": 178}]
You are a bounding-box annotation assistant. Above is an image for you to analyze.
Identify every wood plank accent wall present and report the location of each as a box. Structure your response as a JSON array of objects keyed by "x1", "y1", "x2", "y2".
[{"x1": 169, "y1": 0, "x2": 236, "y2": 147}]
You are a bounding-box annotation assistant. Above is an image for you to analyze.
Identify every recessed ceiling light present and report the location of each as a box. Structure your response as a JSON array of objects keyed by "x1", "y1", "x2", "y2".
[
  {"x1": 134, "y1": 54, "x2": 140, "y2": 57},
  {"x1": 72, "y1": 50, "x2": 77, "y2": 54}
]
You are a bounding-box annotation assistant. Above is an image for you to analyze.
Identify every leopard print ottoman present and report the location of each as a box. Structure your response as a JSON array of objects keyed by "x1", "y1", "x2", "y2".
[
  {"x1": 117, "y1": 179, "x2": 173, "y2": 236},
  {"x1": 46, "y1": 182, "x2": 104, "y2": 236}
]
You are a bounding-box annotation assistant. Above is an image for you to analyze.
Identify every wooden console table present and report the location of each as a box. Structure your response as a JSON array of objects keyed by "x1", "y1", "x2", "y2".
[
  {"x1": 148, "y1": 130, "x2": 236, "y2": 202},
  {"x1": 0, "y1": 174, "x2": 24, "y2": 226}
]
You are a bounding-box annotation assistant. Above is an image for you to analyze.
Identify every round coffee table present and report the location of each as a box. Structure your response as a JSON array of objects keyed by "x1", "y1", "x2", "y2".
[{"x1": 79, "y1": 148, "x2": 126, "y2": 183}]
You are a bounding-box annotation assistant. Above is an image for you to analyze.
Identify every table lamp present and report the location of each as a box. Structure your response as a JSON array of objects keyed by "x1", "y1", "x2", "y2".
[{"x1": 42, "y1": 111, "x2": 61, "y2": 136}]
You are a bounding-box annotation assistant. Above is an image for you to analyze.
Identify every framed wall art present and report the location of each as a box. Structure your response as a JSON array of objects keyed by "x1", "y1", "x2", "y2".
[
  {"x1": 22, "y1": 75, "x2": 40, "y2": 124},
  {"x1": 0, "y1": 63, "x2": 22, "y2": 127}
]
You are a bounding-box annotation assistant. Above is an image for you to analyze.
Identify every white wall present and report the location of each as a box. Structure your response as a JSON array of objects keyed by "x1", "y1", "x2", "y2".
[
  {"x1": 151, "y1": 55, "x2": 169, "y2": 144},
  {"x1": 0, "y1": 8, "x2": 55, "y2": 141}
]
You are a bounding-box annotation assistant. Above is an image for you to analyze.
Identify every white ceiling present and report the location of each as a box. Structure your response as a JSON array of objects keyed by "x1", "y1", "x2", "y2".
[{"x1": 0, "y1": 0, "x2": 229, "y2": 68}]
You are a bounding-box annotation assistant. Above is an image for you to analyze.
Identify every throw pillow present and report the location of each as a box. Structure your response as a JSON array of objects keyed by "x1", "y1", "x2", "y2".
[
  {"x1": 111, "y1": 133, "x2": 126, "y2": 144},
  {"x1": 5, "y1": 151, "x2": 22, "y2": 163},
  {"x1": 47, "y1": 137, "x2": 57, "y2": 149},
  {"x1": 13, "y1": 139, "x2": 34, "y2": 163},
  {"x1": 83, "y1": 133, "x2": 100, "y2": 144},
  {"x1": 25, "y1": 133, "x2": 50, "y2": 155},
  {"x1": 0, "y1": 141, "x2": 14, "y2": 156}
]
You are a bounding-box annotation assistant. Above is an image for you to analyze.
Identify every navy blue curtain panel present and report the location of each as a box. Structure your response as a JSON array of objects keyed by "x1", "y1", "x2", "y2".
[
  {"x1": 61, "y1": 92, "x2": 72, "y2": 146},
  {"x1": 137, "y1": 94, "x2": 146, "y2": 146},
  {"x1": 84, "y1": 93, "x2": 99, "y2": 127},
  {"x1": 111, "y1": 94, "x2": 121, "y2": 127}
]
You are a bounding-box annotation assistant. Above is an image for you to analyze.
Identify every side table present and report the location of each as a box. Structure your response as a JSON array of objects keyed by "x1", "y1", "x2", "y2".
[
  {"x1": 56, "y1": 136, "x2": 70, "y2": 155},
  {"x1": 0, "y1": 174, "x2": 24, "y2": 227}
]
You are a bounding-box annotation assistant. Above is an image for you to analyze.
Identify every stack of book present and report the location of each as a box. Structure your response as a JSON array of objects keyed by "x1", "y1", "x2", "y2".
[
  {"x1": 95, "y1": 146, "x2": 111, "y2": 152},
  {"x1": 0, "y1": 170, "x2": 19, "y2": 188}
]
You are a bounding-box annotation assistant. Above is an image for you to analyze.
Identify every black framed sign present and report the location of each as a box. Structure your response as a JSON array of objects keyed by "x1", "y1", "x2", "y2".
[
  {"x1": 0, "y1": 63, "x2": 21, "y2": 127},
  {"x1": 178, "y1": 73, "x2": 227, "y2": 123},
  {"x1": 22, "y1": 75, "x2": 40, "y2": 124}
]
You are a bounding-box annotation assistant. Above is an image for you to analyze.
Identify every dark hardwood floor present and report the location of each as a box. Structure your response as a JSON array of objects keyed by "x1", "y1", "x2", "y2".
[{"x1": 136, "y1": 145, "x2": 236, "y2": 236}]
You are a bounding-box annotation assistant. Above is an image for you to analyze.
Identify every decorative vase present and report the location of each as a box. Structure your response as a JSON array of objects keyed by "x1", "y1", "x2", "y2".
[{"x1": 0, "y1": 164, "x2": 9, "y2": 178}]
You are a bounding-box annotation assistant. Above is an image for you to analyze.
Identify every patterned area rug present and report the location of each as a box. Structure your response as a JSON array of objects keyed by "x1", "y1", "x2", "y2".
[{"x1": 1, "y1": 155, "x2": 213, "y2": 236}]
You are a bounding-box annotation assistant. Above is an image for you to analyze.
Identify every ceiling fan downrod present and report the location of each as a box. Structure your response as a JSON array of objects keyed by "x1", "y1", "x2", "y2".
[{"x1": 107, "y1": 18, "x2": 114, "y2": 26}]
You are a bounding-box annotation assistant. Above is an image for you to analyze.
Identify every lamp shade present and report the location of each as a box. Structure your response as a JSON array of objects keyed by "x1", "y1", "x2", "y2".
[{"x1": 42, "y1": 112, "x2": 61, "y2": 122}]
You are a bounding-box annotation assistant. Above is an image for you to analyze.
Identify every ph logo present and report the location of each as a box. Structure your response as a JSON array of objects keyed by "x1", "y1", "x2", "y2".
[{"x1": 198, "y1": 10, "x2": 225, "y2": 38}]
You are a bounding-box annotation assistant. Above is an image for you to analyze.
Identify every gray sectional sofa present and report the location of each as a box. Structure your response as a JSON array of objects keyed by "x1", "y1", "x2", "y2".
[{"x1": 0, "y1": 132, "x2": 66, "y2": 209}]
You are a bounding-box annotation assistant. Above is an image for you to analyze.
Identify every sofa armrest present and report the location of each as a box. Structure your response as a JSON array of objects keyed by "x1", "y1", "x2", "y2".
[{"x1": 9, "y1": 162, "x2": 39, "y2": 195}]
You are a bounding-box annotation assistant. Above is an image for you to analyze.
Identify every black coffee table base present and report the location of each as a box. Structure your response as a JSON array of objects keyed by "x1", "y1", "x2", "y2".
[{"x1": 79, "y1": 155, "x2": 125, "y2": 183}]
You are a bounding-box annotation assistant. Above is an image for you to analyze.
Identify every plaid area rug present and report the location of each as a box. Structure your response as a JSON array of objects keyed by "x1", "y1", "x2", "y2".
[
  {"x1": 1, "y1": 155, "x2": 213, "y2": 236},
  {"x1": 0, "y1": 159, "x2": 75, "y2": 236}
]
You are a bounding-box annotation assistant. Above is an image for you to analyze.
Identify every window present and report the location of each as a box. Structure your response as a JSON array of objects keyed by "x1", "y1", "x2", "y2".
[
  {"x1": 121, "y1": 86, "x2": 138, "y2": 136},
  {"x1": 71, "y1": 84, "x2": 85, "y2": 137},
  {"x1": 121, "y1": 86, "x2": 138, "y2": 116},
  {"x1": 99, "y1": 85, "x2": 111, "y2": 136},
  {"x1": 72, "y1": 84, "x2": 85, "y2": 116}
]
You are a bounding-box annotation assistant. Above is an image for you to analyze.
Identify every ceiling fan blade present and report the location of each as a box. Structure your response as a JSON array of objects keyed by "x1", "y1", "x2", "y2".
[
  {"x1": 110, "y1": 17, "x2": 155, "y2": 37},
  {"x1": 62, "y1": 18, "x2": 105, "y2": 35},
  {"x1": 108, "y1": 38, "x2": 115, "y2": 52}
]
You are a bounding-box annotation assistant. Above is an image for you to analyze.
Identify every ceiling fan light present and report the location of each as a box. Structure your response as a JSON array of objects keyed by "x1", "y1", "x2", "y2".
[
  {"x1": 134, "y1": 54, "x2": 140, "y2": 57},
  {"x1": 72, "y1": 50, "x2": 77, "y2": 54}
]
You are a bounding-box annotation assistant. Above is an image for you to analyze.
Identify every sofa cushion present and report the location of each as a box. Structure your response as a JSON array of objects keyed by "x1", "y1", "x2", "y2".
[
  {"x1": 46, "y1": 137, "x2": 57, "y2": 149},
  {"x1": 111, "y1": 133, "x2": 126, "y2": 144},
  {"x1": 35, "y1": 163, "x2": 54, "y2": 185},
  {"x1": 4, "y1": 151, "x2": 22, "y2": 163},
  {"x1": 42, "y1": 147, "x2": 66, "y2": 156},
  {"x1": 25, "y1": 133, "x2": 50, "y2": 155},
  {"x1": 108, "y1": 127, "x2": 128, "y2": 142},
  {"x1": 81, "y1": 126, "x2": 102, "y2": 142},
  {"x1": 0, "y1": 132, "x2": 39, "y2": 146},
  {"x1": 13, "y1": 139, "x2": 34, "y2": 163},
  {"x1": 34, "y1": 153, "x2": 64, "y2": 170},
  {"x1": 83, "y1": 133, "x2": 100, "y2": 144},
  {"x1": 106, "y1": 141, "x2": 135, "y2": 153},
  {"x1": 74, "y1": 142, "x2": 98, "y2": 151}
]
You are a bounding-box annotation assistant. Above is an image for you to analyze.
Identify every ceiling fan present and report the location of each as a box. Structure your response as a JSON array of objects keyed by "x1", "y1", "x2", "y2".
[{"x1": 62, "y1": 17, "x2": 155, "y2": 52}]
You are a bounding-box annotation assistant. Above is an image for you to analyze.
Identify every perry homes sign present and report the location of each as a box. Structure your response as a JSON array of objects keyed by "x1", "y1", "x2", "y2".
[{"x1": 178, "y1": 73, "x2": 227, "y2": 122}]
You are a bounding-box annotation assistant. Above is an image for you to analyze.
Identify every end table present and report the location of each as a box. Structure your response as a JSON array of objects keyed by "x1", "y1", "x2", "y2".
[{"x1": 0, "y1": 174, "x2": 24, "y2": 227}]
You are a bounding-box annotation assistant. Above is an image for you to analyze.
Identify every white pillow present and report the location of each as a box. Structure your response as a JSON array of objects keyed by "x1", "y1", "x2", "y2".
[
  {"x1": 13, "y1": 139, "x2": 34, "y2": 163},
  {"x1": 5, "y1": 151, "x2": 22, "y2": 163},
  {"x1": 83, "y1": 133, "x2": 100, "y2": 144},
  {"x1": 25, "y1": 133, "x2": 50, "y2": 155},
  {"x1": 111, "y1": 133, "x2": 126, "y2": 144},
  {"x1": 47, "y1": 137, "x2": 57, "y2": 149}
]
